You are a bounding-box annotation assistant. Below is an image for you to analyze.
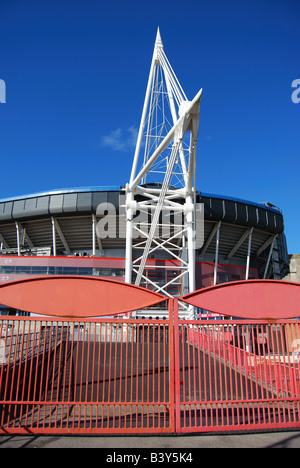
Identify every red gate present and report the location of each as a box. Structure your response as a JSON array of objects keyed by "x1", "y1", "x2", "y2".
[
  {"x1": 0, "y1": 277, "x2": 300, "y2": 435},
  {"x1": 0, "y1": 277, "x2": 175, "y2": 434},
  {"x1": 175, "y1": 280, "x2": 300, "y2": 433}
]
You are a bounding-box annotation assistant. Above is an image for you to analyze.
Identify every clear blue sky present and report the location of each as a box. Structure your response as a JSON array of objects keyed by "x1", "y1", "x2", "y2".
[{"x1": 0, "y1": 0, "x2": 299, "y2": 253}]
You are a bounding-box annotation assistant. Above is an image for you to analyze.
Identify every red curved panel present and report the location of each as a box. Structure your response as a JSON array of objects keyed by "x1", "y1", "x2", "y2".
[
  {"x1": 0, "y1": 276, "x2": 165, "y2": 318},
  {"x1": 181, "y1": 280, "x2": 300, "y2": 320}
]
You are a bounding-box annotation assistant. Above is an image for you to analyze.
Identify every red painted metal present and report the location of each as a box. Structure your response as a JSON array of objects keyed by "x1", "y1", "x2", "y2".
[
  {"x1": 181, "y1": 280, "x2": 300, "y2": 320},
  {"x1": 1, "y1": 280, "x2": 300, "y2": 435},
  {"x1": 0, "y1": 276, "x2": 166, "y2": 318},
  {"x1": 0, "y1": 303, "x2": 175, "y2": 434},
  {"x1": 174, "y1": 298, "x2": 300, "y2": 433}
]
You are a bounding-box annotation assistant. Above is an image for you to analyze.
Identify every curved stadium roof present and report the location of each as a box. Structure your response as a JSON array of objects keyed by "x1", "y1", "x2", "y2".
[
  {"x1": 0, "y1": 186, "x2": 288, "y2": 279},
  {"x1": 0, "y1": 186, "x2": 284, "y2": 234}
]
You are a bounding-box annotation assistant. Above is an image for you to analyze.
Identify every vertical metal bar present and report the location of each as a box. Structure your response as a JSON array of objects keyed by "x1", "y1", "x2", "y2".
[
  {"x1": 191, "y1": 324, "x2": 196, "y2": 428},
  {"x1": 51, "y1": 217, "x2": 57, "y2": 257},
  {"x1": 49, "y1": 320, "x2": 59, "y2": 430},
  {"x1": 96, "y1": 322, "x2": 102, "y2": 429},
  {"x1": 15, "y1": 222, "x2": 21, "y2": 256},
  {"x1": 213, "y1": 222, "x2": 221, "y2": 285},
  {"x1": 114, "y1": 323, "x2": 119, "y2": 425},
  {"x1": 130, "y1": 320, "x2": 134, "y2": 429},
  {"x1": 251, "y1": 324, "x2": 262, "y2": 426},
  {"x1": 163, "y1": 319, "x2": 166, "y2": 427},
  {"x1": 55, "y1": 322, "x2": 64, "y2": 429},
  {"x1": 85, "y1": 321, "x2": 91, "y2": 429},
  {"x1": 35, "y1": 321, "x2": 47, "y2": 429},
  {"x1": 7, "y1": 319, "x2": 18, "y2": 428},
  {"x1": 124, "y1": 321, "x2": 129, "y2": 427},
  {"x1": 102, "y1": 322, "x2": 108, "y2": 427},
  {"x1": 9, "y1": 319, "x2": 20, "y2": 428},
  {"x1": 31, "y1": 321, "x2": 43, "y2": 429},
  {"x1": 14, "y1": 319, "x2": 27, "y2": 429},
  {"x1": 135, "y1": 320, "x2": 140, "y2": 428},
  {"x1": 196, "y1": 323, "x2": 203, "y2": 429},
  {"x1": 173, "y1": 298, "x2": 181, "y2": 433},
  {"x1": 25, "y1": 320, "x2": 37, "y2": 428},
  {"x1": 78, "y1": 322, "x2": 85, "y2": 426},
  {"x1": 245, "y1": 227, "x2": 253, "y2": 280},
  {"x1": 67, "y1": 320, "x2": 75, "y2": 429},
  {"x1": 277, "y1": 324, "x2": 288, "y2": 423},
  {"x1": 186, "y1": 323, "x2": 192, "y2": 427},
  {"x1": 118, "y1": 321, "x2": 124, "y2": 429},
  {"x1": 181, "y1": 319, "x2": 187, "y2": 429},
  {"x1": 43, "y1": 320, "x2": 53, "y2": 429},
  {"x1": 263, "y1": 237, "x2": 276, "y2": 279},
  {"x1": 157, "y1": 320, "x2": 161, "y2": 429},
  {"x1": 0, "y1": 319, "x2": 9, "y2": 427},
  {"x1": 152, "y1": 319, "x2": 155, "y2": 429},
  {"x1": 92, "y1": 214, "x2": 96, "y2": 257},
  {"x1": 97, "y1": 323, "x2": 101, "y2": 429},
  {"x1": 141, "y1": 320, "x2": 145, "y2": 415},
  {"x1": 91, "y1": 322, "x2": 96, "y2": 411}
]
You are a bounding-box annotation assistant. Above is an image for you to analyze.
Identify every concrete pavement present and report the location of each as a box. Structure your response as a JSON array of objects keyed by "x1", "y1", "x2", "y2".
[{"x1": 1, "y1": 431, "x2": 300, "y2": 448}]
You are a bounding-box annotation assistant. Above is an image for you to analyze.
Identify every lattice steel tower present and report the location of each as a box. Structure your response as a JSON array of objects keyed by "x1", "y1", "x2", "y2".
[{"x1": 125, "y1": 29, "x2": 202, "y2": 316}]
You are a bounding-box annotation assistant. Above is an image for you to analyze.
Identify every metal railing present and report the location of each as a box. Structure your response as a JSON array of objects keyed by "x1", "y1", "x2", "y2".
[{"x1": 1, "y1": 304, "x2": 299, "y2": 434}]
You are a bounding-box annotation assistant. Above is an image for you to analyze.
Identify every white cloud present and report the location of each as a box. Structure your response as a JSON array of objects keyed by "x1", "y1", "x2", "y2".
[{"x1": 101, "y1": 126, "x2": 138, "y2": 152}]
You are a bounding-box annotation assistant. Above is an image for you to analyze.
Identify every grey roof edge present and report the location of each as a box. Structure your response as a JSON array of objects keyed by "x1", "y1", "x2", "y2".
[{"x1": 0, "y1": 187, "x2": 284, "y2": 235}]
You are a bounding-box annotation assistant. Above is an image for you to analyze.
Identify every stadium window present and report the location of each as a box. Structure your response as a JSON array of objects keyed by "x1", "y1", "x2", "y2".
[
  {"x1": 15, "y1": 266, "x2": 31, "y2": 274},
  {"x1": 97, "y1": 269, "x2": 110, "y2": 276},
  {"x1": 49, "y1": 267, "x2": 63, "y2": 275},
  {"x1": 78, "y1": 268, "x2": 93, "y2": 276},
  {"x1": 31, "y1": 267, "x2": 48, "y2": 275},
  {"x1": 0, "y1": 266, "x2": 15, "y2": 274},
  {"x1": 111, "y1": 269, "x2": 125, "y2": 276},
  {"x1": 62, "y1": 267, "x2": 79, "y2": 275}
]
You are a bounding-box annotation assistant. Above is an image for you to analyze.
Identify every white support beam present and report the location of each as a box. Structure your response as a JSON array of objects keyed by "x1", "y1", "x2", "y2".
[
  {"x1": 51, "y1": 217, "x2": 57, "y2": 256},
  {"x1": 245, "y1": 227, "x2": 254, "y2": 280},
  {"x1": 15, "y1": 222, "x2": 21, "y2": 256},
  {"x1": 213, "y1": 222, "x2": 221, "y2": 285},
  {"x1": 226, "y1": 227, "x2": 253, "y2": 260},
  {"x1": 0, "y1": 232, "x2": 9, "y2": 250},
  {"x1": 92, "y1": 214, "x2": 103, "y2": 256},
  {"x1": 200, "y1": 222, "x2": 220, "y2": 257},
  {"x1": 256, "y1": 235, "x2": 277, "y2": 257},
  {"x1": 51, "y1": 217, "x2": 71, "y2": 255},
  {"x1": 15, "y1": 221, "x2": 34, "y2": 252},
  {"x1": 263, "y1": 236, "x2": 277, "y2": 279}
]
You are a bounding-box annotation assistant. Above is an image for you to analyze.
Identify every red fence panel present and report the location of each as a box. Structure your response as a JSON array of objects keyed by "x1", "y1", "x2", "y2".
[
  {"x1": 174, "y1": 299, "x2": 300, "y2": 433},
  {"x1": 0, "y1": 307, "x2": 175, "y2": 434},
  {"x1": 1, "y1": 277, "x2": 300, "y2": 435}
]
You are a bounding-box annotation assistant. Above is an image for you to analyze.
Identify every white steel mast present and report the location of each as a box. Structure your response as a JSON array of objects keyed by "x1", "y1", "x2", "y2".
[{"x1": 125, "y1": 29, "x2": 202, "y2": 317}]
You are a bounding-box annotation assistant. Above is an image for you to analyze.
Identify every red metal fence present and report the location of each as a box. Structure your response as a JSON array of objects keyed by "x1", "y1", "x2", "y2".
[
  {"x1": 0, "y1": 311, "x2": 175, "y2": 434},
  {"x1": 0, "y1": 277, "x2": 300, "y2": 435},
  {"x1": 174, "y1": 312, "x2": 300, "y2": 433}
]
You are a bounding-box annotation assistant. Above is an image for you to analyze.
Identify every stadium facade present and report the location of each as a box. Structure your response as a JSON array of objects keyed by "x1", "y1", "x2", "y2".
[{"x1": 0, "y1": 186, "x2": 289, "y2": 317}]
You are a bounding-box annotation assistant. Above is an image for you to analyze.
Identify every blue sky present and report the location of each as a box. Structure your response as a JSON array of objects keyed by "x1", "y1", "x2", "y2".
[{"x1": 0, "y1": 0, "x2": 299, "y2": 253}]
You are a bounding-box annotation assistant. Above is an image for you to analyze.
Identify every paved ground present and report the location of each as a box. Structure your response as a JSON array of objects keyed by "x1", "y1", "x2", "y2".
[{"x1": 1, "y1": 430, "x2": 300, "y2": 448}]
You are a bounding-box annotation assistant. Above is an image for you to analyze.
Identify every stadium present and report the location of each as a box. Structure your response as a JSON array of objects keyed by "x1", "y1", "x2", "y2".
[
  {"x1": 0, "y1": 29, "x2": 290, "y2": 318},
  {"x1": 0, "y1": 185, "x2": 289, "y2": 318}
]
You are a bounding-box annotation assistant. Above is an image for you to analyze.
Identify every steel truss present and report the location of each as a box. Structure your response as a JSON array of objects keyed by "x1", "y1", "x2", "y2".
[{"x1": 125, "y1": 29, "x2": 202, "y2": 317}]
